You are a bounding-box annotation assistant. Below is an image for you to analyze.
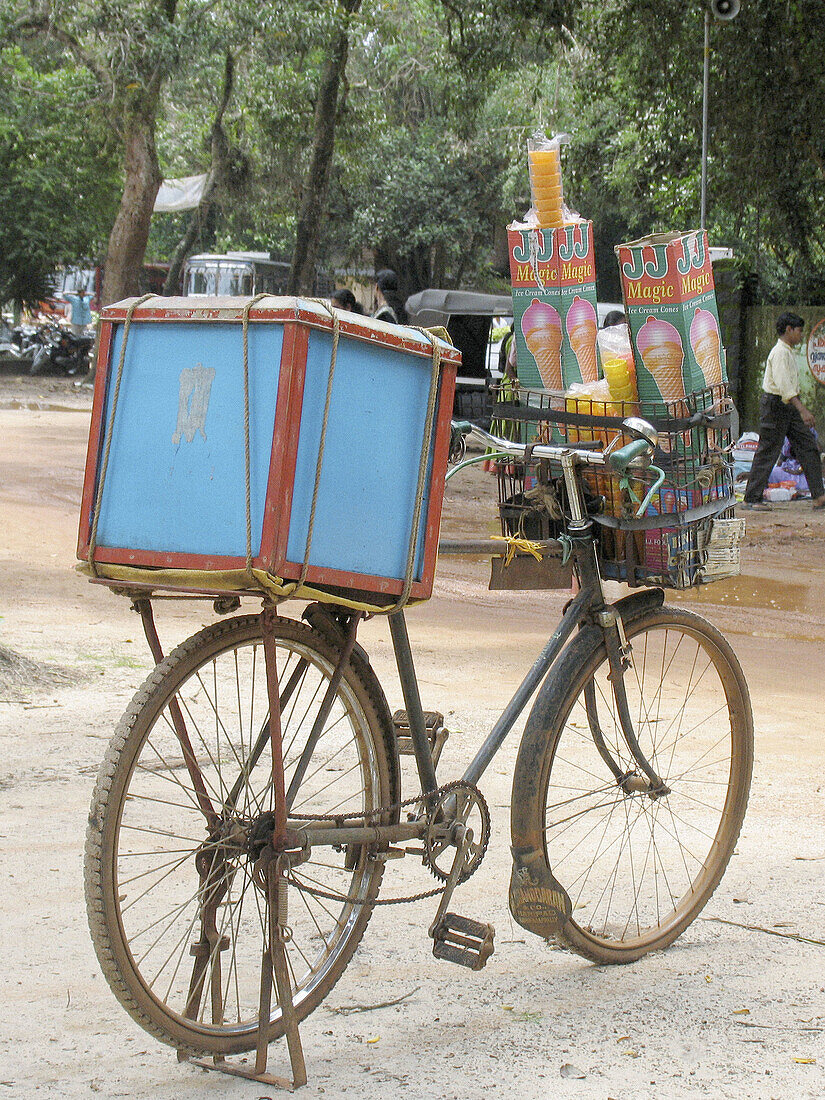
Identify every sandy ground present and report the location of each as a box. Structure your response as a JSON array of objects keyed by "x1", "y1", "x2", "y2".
[{"x1": 1, "y1": 373, "x2": 824, "y2": 1099}]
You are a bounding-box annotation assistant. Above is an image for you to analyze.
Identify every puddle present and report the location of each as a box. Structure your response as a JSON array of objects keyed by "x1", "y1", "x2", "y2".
[
  {"x1": 0, "y1": 399, "x2": 86, "y2": 412},
  {"x1": 677, "y1": 571, "x2": 821, "y2": 615}
]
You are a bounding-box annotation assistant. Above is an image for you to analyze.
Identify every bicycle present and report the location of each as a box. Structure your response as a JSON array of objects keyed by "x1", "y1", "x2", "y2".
[{"x1": 83, "y1": 412, "x2": 753, "y2": 1087}]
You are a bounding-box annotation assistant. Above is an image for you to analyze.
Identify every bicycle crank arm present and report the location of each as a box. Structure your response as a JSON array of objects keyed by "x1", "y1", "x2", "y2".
[{"x1": 429, "y1": 824, "x2": 495, "y2": 970}]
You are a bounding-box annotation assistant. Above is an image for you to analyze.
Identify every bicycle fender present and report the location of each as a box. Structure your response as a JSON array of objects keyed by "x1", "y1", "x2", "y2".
[
  {"x1": 610, "y1": 586, "x2": 665, "y2": 621},
  {"x1": 508, "y1": 587, "x2": 666, "y2": 938},
  {"x1": 509, "y1": 844, "x2": 572, "y2": 938}
]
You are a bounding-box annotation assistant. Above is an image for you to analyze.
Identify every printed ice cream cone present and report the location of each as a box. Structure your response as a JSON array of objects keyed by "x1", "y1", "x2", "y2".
[
  {"x1": 635, "y1": 316, "x2": 686, "y2": 401},
  {"x1": 565, "y1": 296, "x2": 599, "y2": 383},
  {"x1": 521, "y1": 298, "x2": 563, "y2": 390},
  {"x1": 689, "y1": 307, "x2": 723, "y2": 388}
]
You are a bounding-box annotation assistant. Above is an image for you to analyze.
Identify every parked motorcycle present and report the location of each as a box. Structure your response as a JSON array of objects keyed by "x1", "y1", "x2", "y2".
[{"x1": 29, "y1": 324, "x2": 93, "y2": 376}]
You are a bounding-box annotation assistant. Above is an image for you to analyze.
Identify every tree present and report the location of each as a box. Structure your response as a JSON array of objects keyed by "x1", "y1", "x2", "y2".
[
  {"x1": 0, "y1": 45, "x2": 119, "y2": 312},
  {"x1": 11, "y1": 0, "x2": 233, "y2": 305},
  {"x1": 567, "y1": 0, "x2": 825, "y2": 302},
  {"x1": 288, "y1": 0, "x2": 362, "y2": 293},
  {"x1": 327, "y1": 0, "x2": 574, "y2": 297},
  {"x1": 162, "y1": 52, "x2": 249, "y2": 295}
]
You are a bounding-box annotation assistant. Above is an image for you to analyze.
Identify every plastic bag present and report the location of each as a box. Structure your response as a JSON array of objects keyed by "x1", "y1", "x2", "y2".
[{"x1": 596, "y1": 323, "x2": 637, "y2": 403}]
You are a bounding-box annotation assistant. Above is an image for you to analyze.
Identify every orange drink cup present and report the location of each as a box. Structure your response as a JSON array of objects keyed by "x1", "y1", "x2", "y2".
[{"x1": 528, "y1": 139, "x2": 564, "y2": 229}]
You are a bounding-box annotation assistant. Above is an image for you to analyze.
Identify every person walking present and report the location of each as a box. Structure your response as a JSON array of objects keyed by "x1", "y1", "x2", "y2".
[
  {"x1": 743, "y1": 312, "x2": 825, "y2": 511},
  {"x1": 63, "y1": 288, "x2": 93, "y2": 337},
  {"x1": 372, "y1": 269, "x2": 407, "y2": 326}
]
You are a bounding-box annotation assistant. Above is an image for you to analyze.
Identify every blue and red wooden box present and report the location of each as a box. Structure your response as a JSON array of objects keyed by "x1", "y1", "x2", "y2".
[{"x1": 78, "y1": 296, "x2": 460, "y2": 602}]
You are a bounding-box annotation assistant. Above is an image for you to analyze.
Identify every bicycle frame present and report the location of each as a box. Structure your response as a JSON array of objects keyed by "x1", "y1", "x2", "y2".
[
  {"x1": 130, "y1": 424, "x2": 664, "y2": 850},
  {"x1": 288, "y1": 425, "x2": 666, "y2": 842},
  {"x1": 387, "y1": 425, "x2": 659, "y2": 801}
]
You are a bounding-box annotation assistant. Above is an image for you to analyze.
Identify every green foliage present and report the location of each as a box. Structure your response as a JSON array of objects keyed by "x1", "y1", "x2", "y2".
[
  {"x1": 349, "y1": 127, "x2": 508, "y2": 289},
  {"x1": 568, "y1": 0, "x2": 825, "y2": 302},
  {"x1": 0, "y1": 46, "x2": 120, "y2": 308},
  {"x1": 7, "y1": 0, "x2": 820, "y2": 308}
]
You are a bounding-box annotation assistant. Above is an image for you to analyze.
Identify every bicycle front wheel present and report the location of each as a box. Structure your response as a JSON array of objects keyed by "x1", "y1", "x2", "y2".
[
  {"x1": 514, "y1": 605, "x2": 752, "y2": 964},
  {"x1": 85, "y1": 613, "x2": 397, "y2": 1055}
]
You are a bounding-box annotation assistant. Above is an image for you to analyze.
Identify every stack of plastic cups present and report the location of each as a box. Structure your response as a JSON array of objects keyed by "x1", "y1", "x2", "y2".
[{"x1": 528, "y1": 136, "x2": 564, "y2": 230}]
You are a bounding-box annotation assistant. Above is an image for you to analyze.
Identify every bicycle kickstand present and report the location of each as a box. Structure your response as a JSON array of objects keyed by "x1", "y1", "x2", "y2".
[
  {"x1": 429, "y1": 824, "x2": 495, "y2": 971},
  {"x1": 188, "y1": 606, "x2": 308, "y2": 1090},
  {"x1": 188, "y1": 852, "x2": 306, "y2": 1089}
]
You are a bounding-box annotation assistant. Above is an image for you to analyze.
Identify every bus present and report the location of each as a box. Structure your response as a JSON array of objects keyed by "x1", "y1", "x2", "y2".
[{"x1": 182, "y1": 253, "x2": 291, "y2": 297}]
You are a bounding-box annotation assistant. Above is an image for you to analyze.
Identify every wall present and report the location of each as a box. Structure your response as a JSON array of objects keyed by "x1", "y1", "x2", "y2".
[{"x1": 738, "y1": 305, "x2": 825, "y2": 436}]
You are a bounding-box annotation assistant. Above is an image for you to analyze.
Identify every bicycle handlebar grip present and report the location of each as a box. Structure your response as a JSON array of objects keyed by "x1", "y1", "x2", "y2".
[
  {"x1": 606, "y1": 437, "x2": 652, "y2": 474},
  {"x1": 450, "y1": 420, "x2": 474, "y2": 435}
]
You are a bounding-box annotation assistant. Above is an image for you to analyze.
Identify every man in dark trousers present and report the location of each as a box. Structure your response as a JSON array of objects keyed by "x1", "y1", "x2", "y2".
[{"x1": 743, "y1": 312, "x2": 825, "y2": 511}]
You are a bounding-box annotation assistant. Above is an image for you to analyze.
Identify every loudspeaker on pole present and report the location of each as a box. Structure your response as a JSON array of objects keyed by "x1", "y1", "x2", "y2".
[{"x1": 709, "y1": 0, "x2": 741, "y2": 21}]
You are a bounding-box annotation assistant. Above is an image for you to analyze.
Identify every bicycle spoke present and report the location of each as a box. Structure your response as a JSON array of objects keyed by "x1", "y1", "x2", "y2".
[{"x1": 89, "y1": 614, "x2": 392, "y2": 1051}]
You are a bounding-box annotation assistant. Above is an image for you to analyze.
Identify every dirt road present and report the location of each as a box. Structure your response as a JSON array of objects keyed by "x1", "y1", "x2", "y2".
[{"x1": 1, "y1": 375, "x2": 823, "y2": 1099}]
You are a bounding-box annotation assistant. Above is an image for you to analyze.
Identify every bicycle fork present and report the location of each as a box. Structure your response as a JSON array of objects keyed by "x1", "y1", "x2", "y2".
[{"x1": 597, "y1": 605, "x2": 670, "y2": 798}]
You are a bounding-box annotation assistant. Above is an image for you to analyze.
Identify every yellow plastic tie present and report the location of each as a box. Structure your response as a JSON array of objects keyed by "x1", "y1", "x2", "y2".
[{"x1": 491, "y1": 535, "x2": 545, "y2": 567}]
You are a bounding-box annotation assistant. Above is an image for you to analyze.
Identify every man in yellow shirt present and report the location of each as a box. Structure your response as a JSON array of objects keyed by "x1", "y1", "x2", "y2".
[{"x1": 743, "y1": 313, "x2": 825, "y2": 511}]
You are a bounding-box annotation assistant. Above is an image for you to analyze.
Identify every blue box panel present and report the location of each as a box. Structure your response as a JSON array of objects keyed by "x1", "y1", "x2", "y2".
[
  {"x1": 95, "y1": 321, "x2": 283, "y2": 556},
  {"x1": 286, "y1": 331, "x2": 434, "y2": 581}
]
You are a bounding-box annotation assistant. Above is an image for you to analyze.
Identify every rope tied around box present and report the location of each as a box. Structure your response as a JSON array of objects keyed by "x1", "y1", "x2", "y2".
[
  {"x1": 87, "y1": 293, "x2": 156, "y2": 576},
  {"x1": 239, "y1": 298, "x2": 444, "y2": 613}
]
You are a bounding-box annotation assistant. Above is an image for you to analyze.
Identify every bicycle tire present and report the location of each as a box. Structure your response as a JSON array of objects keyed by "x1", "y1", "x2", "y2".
[
  {"x1": 85, "y1": 613, "x2": 398, "y2": 1055},
  {"x1": 511, "y1": 605, "x2": 752, "y2": 964}
]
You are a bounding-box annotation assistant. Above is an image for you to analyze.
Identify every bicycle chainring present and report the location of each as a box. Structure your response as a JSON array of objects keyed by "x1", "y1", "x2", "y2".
[{"x1": 423, "y1": 780, "x2": 491, "y2": 883}]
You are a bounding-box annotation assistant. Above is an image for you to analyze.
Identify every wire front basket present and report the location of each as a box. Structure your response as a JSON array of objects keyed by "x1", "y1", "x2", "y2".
[{"x1": 491, "y1": 384, "x2": 743, "y2": 589}]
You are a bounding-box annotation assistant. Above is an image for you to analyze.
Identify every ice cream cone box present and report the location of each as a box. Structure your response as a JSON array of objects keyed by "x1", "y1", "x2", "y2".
[
  {"x1": 77, "y1": 297, "x2": 459, "y2": 601},
  {"x1": 508, "y1": 221, "x2": 599, "y2": 392},
  {"x1": 616, "y1": 230, "x2": 727, "y2": 405}
]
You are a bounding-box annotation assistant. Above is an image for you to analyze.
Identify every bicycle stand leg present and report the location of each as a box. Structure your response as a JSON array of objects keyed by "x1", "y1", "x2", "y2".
[
  {"x1": 268, "y1": 857, "x2": 307, "y2": 1087},
  {"x1": 188, "y1": 855, "x2": 306, "y2": 1088},
  {"x1": 187, "y1": 609, "x2": 308, "y2": 1089}
]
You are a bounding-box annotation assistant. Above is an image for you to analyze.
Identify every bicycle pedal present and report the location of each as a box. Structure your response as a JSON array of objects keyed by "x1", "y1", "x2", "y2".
[
  {"x1": 393, "y1": 709, "x2": 449, "y2": 766},
  {"x1": 431, "y1": 912, "x2": 494, "y2": 971}
]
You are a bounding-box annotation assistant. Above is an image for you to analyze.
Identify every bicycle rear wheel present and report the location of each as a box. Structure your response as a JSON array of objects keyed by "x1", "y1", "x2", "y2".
[
  {"x1": 85, "y1": 613, "x2": 397, "y2": 1055},
  {"x1": 513, "y1": 605, "x2": 752, "y2": 964}
]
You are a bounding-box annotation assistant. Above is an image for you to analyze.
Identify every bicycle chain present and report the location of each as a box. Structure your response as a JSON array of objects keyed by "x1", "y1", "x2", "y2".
[
  {"x1": 288, "y1": 778, "x2": 458, "y2": 824},
  {"x1": 286, "y1": 779, "x2": 489, "y2": 907}
]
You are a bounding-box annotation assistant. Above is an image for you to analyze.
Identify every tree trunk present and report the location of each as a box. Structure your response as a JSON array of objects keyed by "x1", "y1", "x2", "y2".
[
  {"x1": 101, "y1": 107, "x2": 161, "y2": 306},
  {"x1": 164, "y1": 54, "x2": 235, "y2": 296},
  {"x1": 288, "y1": 0, "x2": 361, "y2": 294}
]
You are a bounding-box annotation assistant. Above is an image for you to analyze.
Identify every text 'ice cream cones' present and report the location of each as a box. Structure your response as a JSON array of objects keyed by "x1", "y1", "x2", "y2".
[
  {"x1": 521, "y1": 298, "x2": 563, "y2": 390},
  {"x1": 689, "y1": 307, "x2": 723, "y2": 388},
  {"x1": 565, "y1": 296, "x2": 599, "y2": 383},
  {"x1": 635, "y1": 316, "x2": 686, "y2": 401},
  {"x1": 528, "y1": 143, "x2": 564, "y2": 230}
]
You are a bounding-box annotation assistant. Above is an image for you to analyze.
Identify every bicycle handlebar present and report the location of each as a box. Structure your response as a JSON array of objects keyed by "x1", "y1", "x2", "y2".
[
  {"x1": 456, "y1": 420, "x2": 660, "y2": 474},
  {"x1": 606, "y1": 437, "x2": 651, "y2": 473},
  {"x1": 460, "y1": 422, "x2": 608, "y2": 467},
  {"x1": 453, "y1": 418, "x2": 666, "y2": 518}
]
